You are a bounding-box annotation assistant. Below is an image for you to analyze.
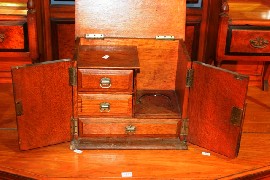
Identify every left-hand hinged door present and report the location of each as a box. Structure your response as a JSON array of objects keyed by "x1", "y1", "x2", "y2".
[{"x1": 12, "y1": 59, "x2": 76, "y2": 150}]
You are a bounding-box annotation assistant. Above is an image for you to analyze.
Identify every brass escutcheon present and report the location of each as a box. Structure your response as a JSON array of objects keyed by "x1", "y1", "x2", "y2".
[{"x1": 250, "y1": 37, "x2": 269, "y2": 49}]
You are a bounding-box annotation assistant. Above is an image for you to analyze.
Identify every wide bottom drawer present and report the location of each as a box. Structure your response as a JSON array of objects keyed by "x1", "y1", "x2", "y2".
[
  {"x1": 78, "y1": 94, "x2": 133, "y2": 117},
  {"x1": 78, "y1": 118, "x2": 180, "y2": 137}
]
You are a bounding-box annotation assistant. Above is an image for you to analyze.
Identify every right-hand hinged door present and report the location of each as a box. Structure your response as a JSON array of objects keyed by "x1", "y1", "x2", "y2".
[{"x1": 187, "y1": 61, "x2": 249, "y2": 158}]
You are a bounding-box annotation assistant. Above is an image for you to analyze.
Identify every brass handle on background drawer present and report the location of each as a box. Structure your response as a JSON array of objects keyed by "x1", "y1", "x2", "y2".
[
  {"x1": 250, "y1": 37, "x2": 269, "y2": 49},
  {"x1": 100, "y1": 77, "x2": 111, "y2": 88},
  {"x1": 0, "y1": 33, "x2": 5, "y2": 42},
  {"x1": 125, "y1": 125, "x2": 136, "y2": 133},
  {"x1": 100, "y1": 102, "x2": 110, "y2": 112}
]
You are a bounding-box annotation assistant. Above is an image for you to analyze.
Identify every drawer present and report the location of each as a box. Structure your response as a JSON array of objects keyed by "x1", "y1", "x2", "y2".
[
  {"x1": 78, "y1": 94, "x2": 133, "y2": 117},
  {"x1": 78, "y1": 118, "x2": 179, "y2": 137},
  {"x1": 78, "y1": 69, "x2": 133, "y2": 92},
  {"x1": 0, "y1": 22, "x2": 27, "y2": 51},
  {"x1": 227, "y1": 26, "x2": 270, "y2": 55}
]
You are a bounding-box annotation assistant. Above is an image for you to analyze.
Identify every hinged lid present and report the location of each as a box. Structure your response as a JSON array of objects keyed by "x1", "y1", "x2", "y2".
[
  {"x1": 187, "y1": 62, "x2": 249, "y2": 158},
  {"x1": 75, "y1": 0, "x2": 186, "y2": 39},
  {"x1": 12, "y1": 60, "x2": 75, "y2": 150}
]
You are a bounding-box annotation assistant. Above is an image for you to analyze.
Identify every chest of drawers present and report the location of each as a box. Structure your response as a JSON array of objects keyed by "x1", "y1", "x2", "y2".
[
  {"x1": 216, "y1": 0, "x2": 270, "y2": 90},
  {"x1": 0, "y1": 0, "x2": 38, "y2": 83},
  {"x1": 12, "y1": 0, "x2": 250, "y2": 158}
]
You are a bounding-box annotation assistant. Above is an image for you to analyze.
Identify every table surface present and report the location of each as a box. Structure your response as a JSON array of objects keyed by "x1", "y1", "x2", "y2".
[
  {"x1": 0, "y1": 83, "x2": 270, "y2": 179},
  {"x1": 229, "y1": 0, "x2": 270, "y2": 21}
]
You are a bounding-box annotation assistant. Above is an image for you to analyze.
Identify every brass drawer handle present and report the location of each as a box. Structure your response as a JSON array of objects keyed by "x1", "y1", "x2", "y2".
[
  {"x1": 100, "y1": 102, "x2": 110, "y2": 112},
  {"x1": 100, "y1": 77, "x2": 111, "y2": 88},
  {"x1": 0, "y1": 33, "x2": 5, "y2": 42},
  {"x1": 125, "y1": 125, "x2": 136, "y2": 133},
  {"x1": 250, "y1": 37, "x2": 269, "y2": 49}
]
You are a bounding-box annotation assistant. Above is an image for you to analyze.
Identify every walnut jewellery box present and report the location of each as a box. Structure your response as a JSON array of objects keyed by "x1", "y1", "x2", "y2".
[{"x1": 11, "y1": 0, "x2": 249, "y2": 158}]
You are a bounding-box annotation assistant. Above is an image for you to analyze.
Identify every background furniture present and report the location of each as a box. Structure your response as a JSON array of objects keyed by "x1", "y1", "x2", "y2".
[
  {"x1": 0, "y1": 0, "x2": 38, "y2": 83},
  {"x1": 216, "y1": 0, "x2": 270, "y2": 90},
  {"x1": 36, "y1": 0, "x2": 222, "y2": 63}
]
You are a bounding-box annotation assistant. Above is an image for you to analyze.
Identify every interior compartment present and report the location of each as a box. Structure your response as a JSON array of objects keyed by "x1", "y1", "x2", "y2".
[{"x1": 77, "y1": 38, "x2": 188, "y2": 119}]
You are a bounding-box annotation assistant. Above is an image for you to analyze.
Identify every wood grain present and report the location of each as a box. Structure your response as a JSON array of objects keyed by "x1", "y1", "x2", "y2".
[
  {"x1": 78, "y1": 69, "x2": 133, "y2": 93},
  {"x1": 75, "y1": 0, "x2": 186, "y2": 39},
  {"x1": 77, "y1": 45, "x2": 139, "y2": 70},
  {"x1": 216, "y1": 0, "x2": 270, "y2": 90},
  {"x1": 79, "y1": 118, "x2": 179, "y2": 137},
  {"x1": 188, "y1": 62, "x2": 249, "y2": 158},
  {"x1": 0, "y1": 84, "x2": 270, "y2": 178},
  {"x1": 12, "y1": 60, "x2": 74, "y2": 150},
  {"x1": 78, "y1": 94, "x2": 133, "y2": 117},
  {"x1": 0, "y1": 22, "x2": 26, "y2": 50},
  {"x1": 230, "y1": 29, "x2": 270, "y2": 54},
  {"x1": 79, "y1": 38, "x2": 180, "y2": 90}
]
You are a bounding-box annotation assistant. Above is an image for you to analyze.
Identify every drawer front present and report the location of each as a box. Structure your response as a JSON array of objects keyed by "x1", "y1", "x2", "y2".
[
  {"x1": 78, "y1": 94, "x2": 133, "y2": 117},
  {"x1": 0, "y1": 22, "x2": 28, "y2": 51},
  {"x1": 78, "y1": 118, "x2": 179, "y2": 137},
  {"x1": 227, "y1": 26, "x2": 270, "y2": 55},
  {"x1": 78, "y1": 69, "x2": 133, "y2": 92}
]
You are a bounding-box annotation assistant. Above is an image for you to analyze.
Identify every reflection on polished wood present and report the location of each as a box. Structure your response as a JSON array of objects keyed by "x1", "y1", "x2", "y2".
[
  {"x1": 229, "y1": 0, "x2": 270, "y2": 21},
  {"x1": 0, "y1": 83, "x2": 269, "y2": 179}
]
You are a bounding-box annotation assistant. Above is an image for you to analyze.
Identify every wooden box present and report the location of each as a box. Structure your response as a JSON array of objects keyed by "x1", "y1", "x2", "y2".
[{"x1": 12, "y1": 0, "x2": 249, "y2": 158}]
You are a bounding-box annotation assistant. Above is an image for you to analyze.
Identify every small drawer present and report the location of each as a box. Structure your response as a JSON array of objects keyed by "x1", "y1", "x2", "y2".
[
  {"x1": 0, "y1": 22, "x2": 27, "y2": 51},
  {"x1": 78, "y1": 69, "x2": 133, "y2": 92},
  {"x1": 78, "y1": 118, "x2": 179, "y2": 137},
  {"x1": 78, "y1": 94, "x2": 133, "y2": 117},
  {"x1": 228, "y1": 27, "x2": 270, "y2": 54}
]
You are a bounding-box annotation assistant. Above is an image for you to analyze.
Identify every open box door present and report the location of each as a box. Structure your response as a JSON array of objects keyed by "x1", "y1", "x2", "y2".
[
  {"x1": 12, "y1": 60, "x2": 75, "y2": 150},
  {"x1": 188, "y1": 62, "x2": 249, "y2": 158}
]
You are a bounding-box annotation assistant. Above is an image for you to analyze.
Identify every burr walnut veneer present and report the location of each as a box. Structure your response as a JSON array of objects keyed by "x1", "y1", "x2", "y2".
[
  {"x1": 216, "y1": 0, "x2": 270, "y2": 90},
  {"x1": 0, "y1": 0, "x2": 38, "y2": 83}
]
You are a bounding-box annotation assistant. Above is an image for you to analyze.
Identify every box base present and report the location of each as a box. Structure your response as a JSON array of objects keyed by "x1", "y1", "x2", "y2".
[{"x1": 71, "y1": 137, "x2": 187, "y2": 150}]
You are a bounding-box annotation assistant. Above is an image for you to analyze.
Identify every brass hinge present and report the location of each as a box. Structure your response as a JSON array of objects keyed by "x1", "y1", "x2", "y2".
[
  {"x1": 71, "y1": 117, "x2": 78, "y2": 135},
  {"x1": 69, "y1": 67, "x2": 77, "y2": 86},
  {"x1": 155, "y1": 35, "x2": 175, "y2": 40},
  {"x1": 85, "y1": 34, "x2": 104, "y2": 39},
  {"x1": 186, "y1": 69, "x2": 194, "y2": 87},
  {"x1": 230, "y1": 106, "x2": 243, "y2": 126},
  {"x1": 180, "y1": 118, "x2": 189, "y2": 136},
  {"x1": 15, "y1": 100, "x2": 23, "y2": 116}
]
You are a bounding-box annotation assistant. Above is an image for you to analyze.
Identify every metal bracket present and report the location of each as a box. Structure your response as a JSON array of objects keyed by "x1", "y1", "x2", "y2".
[
  {"x1": 186, "y1": 69, "x2": 194, "y2": 87},
  {"x1": 85, "y1": 34, "x2": 104, "y2": 39},
  {"x1": 125, "y1": 125, "x2": 136, "y2": 134},
  {"x1": 155, "y1": 35, "x2": 175, "y2": 40},
  {"x1": 69, "y1": 67, "x2": 77, "y2": 86},
  {"x1": 230, "y1": 107, "x2": 243, "y2": 126},
  {"x1": 180, "y1": 118, "x2": 189, "y2": 136},
  {"x1": 15, "y1": 100, "x2": 23, "y2": 116}
]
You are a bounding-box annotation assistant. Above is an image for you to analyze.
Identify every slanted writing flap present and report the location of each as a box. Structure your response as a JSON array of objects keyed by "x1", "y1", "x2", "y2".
[
  {"x1": 12, "y1": 60, "x2": 75, "y2": 150},
  {"x1": 75, "y1": 0, "x2": 186, "y2": 39},
  {"x1": 188, "y1": 62, "x2": 249, "y2": 158}
]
